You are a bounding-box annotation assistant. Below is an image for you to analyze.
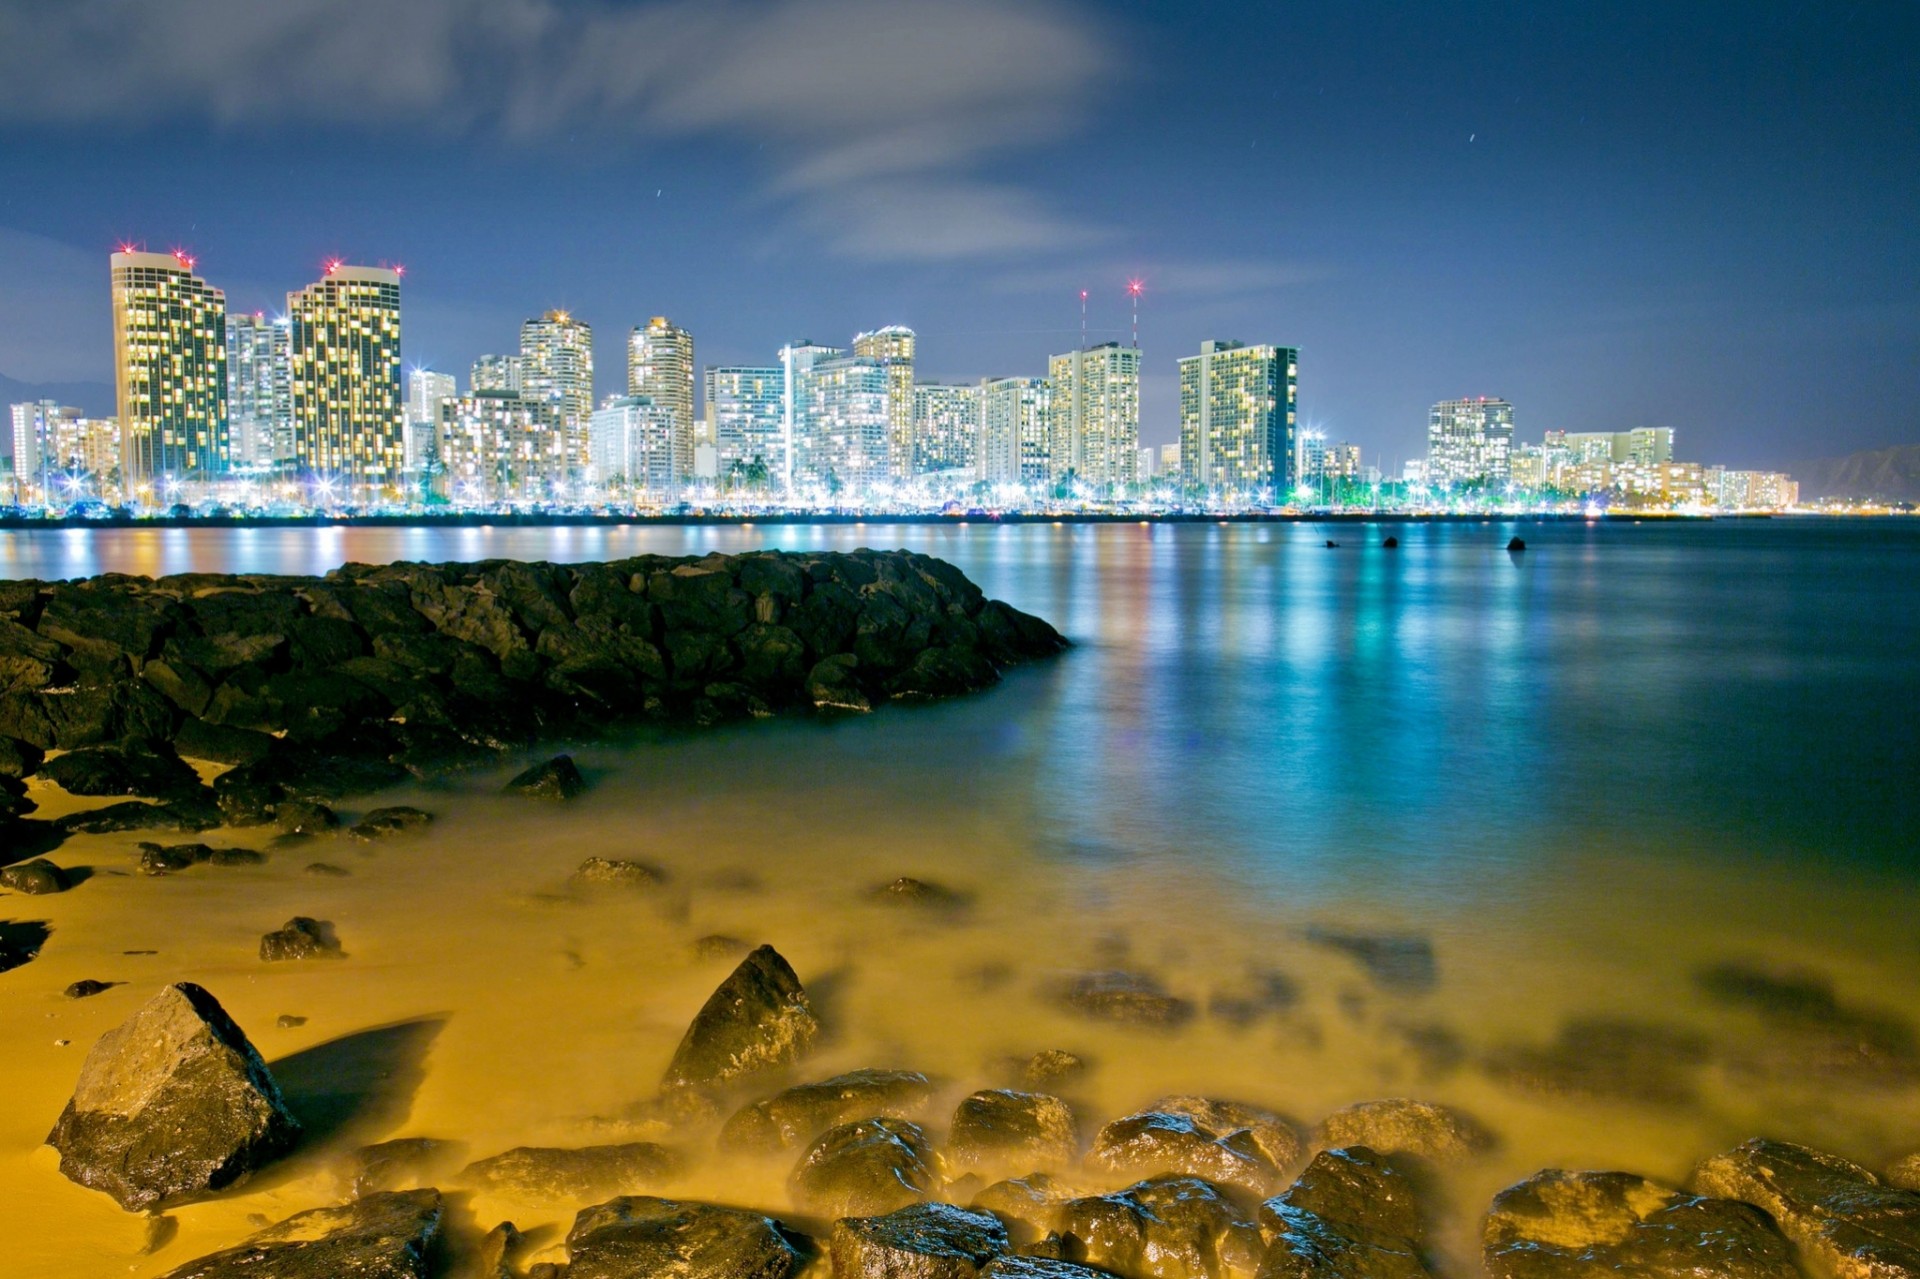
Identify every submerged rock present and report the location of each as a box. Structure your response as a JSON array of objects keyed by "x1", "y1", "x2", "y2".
[
  {"x1": 65, "y1": 979, "x2": 116, "y2": 999},
  {"x1": 156, "y1": 1188, "x2": 442, "y2": 1279},
  {"x1": 1060, "y1": 971, "x2": 1195, "y2": 1028},
  {"x1": 460, "y1": 1143, "x2": 681, "y2": 1204},
  {"x1": 870, "y1": 876, "x2": 967, "y2": 909},
  {"x1": 1088, "y1": 1108, "x2": 1287, "y2": 1197},
  {"x1": 1313, "y1": 1099, "x2": 1494, "y2": 1163},
  {"x1": 1020, "y1": 1050, "x2": 1088, "y2": 1091},
  {"x1": 1484, "y1": 1167, "x2": 1799, "y2": 1279},
  {"x1": 830, "y1": 1203, "x2": 1009, "y2": 1279},
  {"x1": 563, "y1": 1195, "x2": 808, "y2": 1279},
  {"x1": 46, "y1": 982, "x2": 301, "y2": 1210},
  {"x1": 349, "y1": 806, "x2": 434, "y2": 841},
  {"x1": 274, "y1": 800, "x2": 340, "y2": 836},
  {"x1": 0, "y1": 857, "x2": 69, "y2": 894},
  {"x1": 1698, "y1": 960, "x2": 1920, "y2": 1086},
  {"x1": 505, "y1": 754, "x2": 586, "y2": 800},
  {"x1": 1057, "y1": 1175, "x2": 1262, "y2": 1279},
  {"x1": 1304, "y1": 927, "x2": 1438, "y2": 993},
  {"x1": 1260, "y1": 1146, "x2": 1434, "y2": 1278},
  {"x1": 1693, "y1": 1138, "x2": 1920, "y2": 1279},
  {"x1": 948, "y1": 1090, "x2": 1080, "y2": 1179},
  {"x1": 138, "y1": 841, "x2": 264, "y2": 875},
  {"x1": 790, "y1": 1117, "x2": 939, "y2": 1217},
  {"x1": 573, "y1": 856, "x2": 669, "y2": 889},
  {"x1": 1485, "y1": 1018, "x2": 1711, "y2": 1105},
  {"x1": 260, "y1": 916, "x2": 341, "y2": 962},
  {"x1": 340, "y1": 1137, "x2": 461, "y2": 1198},
  {"x1": 662, "y1": 944, "x2": 820, "y2": 1090},
  {"x1": 720, "y1": 1068, "x2": 938, "y2": 1153}
]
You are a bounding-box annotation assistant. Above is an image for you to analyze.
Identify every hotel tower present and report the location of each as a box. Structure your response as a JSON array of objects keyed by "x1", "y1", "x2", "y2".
[
  {"x1": 287, "y1": 263, "x2": 404, "y2": 486},
  {"x1": 111, "y1": 250, "x2": 229, "y2": 484}
]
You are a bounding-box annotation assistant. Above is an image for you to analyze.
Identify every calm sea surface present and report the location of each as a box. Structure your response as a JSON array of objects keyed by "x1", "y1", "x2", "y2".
[{"x1": 2, "y1": 517, "x2": 1917, "y2": 1273}]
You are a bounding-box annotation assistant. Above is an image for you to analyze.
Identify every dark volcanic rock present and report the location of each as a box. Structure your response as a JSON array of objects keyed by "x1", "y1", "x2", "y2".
[
  {"x1": 0, "y1": 772, "x2": 34, "y2": 819},
  {"x1": 1060, "y1": 971, "x2": 1195, "y2": 1028},
  {"x1": 947, "y1": 1090, "x2": 1080, "y2": 1179},
  {"x1": 1153, "y1": 1095, "x2": 1303, "y2": 1175},
  {"x1": 259, "y1": 917, "x2": 341, "y2": 962},
  {"x1": 563, "y1": 1195, "x2": 807, "y2": 1279},
  {"x1": 173, "y1": 716, "x2": 277, "y2": 766},
  {"x1": 1057, "y1": 1176, "x2": 1262, "y2": 1279},
  {"x1": 982, "y1": 1260, "x2": 1111, "y2": 1278},
  {"x1": 42, "y1": 743, "x2": 203, "y2": 801},
  {"x1": 1087, "y1": 1108, "x2": 1287, "y2": 1197},
  {"x1": 871, "y1": 875, "x2": 968, "y2": 909},
  {"x1": 1693, "y1": 1138, "x2": 1920, "y2": 1279},
  {"x1": 348, "y1": 806, "x2": 434, "y2": 841},
  {"x1": 138, "y1": 842, "x2": 264, "y2": 876},
  {"x1": 66, "y1": 979, "x2": 117, "y2": 999},
  {"x1": 460, "y1": 1143, "x2": 681, "y2": 1204},
  {"x1": 806, "y1": 653, "x2": 872, "y2": 713},
  {"x1": 1313, "y1": 1099, "x2": 1494, "y2": 1163},
  {"x1": 1, "y1": 857, "x2": 69, "y2": 894},
  {"x1": 573, "y1": 856, "x2": 668, "y2": 889},
  {"x1": 61, "y1": 798, "x2": 220, "y2": 835},
  {"x1": 505, "y1": 753, "x2": 587, "y2": 799},
  {"x1": 662, "y1": 944, "x2": 820, "y2": 1090},
  {"x1": 830, "y1": 1203, "x2": 1010, "y2": 1279},
  {"x1": 720, "y1": 1068, "x2": 938, "y2": 1154},
  {"x1": 45, "y1": 982, "x2": 301, "y2": 1210},
  {"x1": 1021, "y1": 1050, "x2": 1088, "y2": 1092},
  {"x1": 790, "y1": 1117, "x2": 939, "y2": 1217},
  {"x1": 155, "y1": 1188, "x2": 442, "y2": 1279},
  {"x1": 0, "y1": 734, "x2": 44, "y2": 778},
  {"x1": 0, "y1": 919, "x2": 50, "y2": 973},
  {"x1": 1259, "y1": 1146, "x2": 1435, "y2": 1278},
  {"x1": 274, "y1": 800, "x2": 339, "y2": 836},
  {"x1": 1484, "y1": 1168, "x2": 1799, "y2": 1279}
]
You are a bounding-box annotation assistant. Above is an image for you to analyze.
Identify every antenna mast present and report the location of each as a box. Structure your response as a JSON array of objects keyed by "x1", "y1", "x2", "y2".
[
  {"x1": 1080, "y1": 289, "x2": 1088, "y2": 350},
  {"x1": 1128, "y1": 279, "x2": 1143, "y2": 349}
]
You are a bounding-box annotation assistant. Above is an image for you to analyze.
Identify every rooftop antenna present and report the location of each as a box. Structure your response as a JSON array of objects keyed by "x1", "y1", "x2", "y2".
[
  {"x1": 1128, "y1": 278, "x2": 1144, "y2": 349},
  {"x1": 1080, "y1": 289, "x2": 1088, "y2": 351}
]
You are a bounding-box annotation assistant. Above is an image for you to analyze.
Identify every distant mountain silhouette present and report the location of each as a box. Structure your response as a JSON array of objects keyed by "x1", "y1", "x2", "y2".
[
  {"x1": 1790, "y1": 443, "x2": 1920, "y2": 502},
  {"x1": 0, "y1": 372, "x2": 116, "y2": 419}
]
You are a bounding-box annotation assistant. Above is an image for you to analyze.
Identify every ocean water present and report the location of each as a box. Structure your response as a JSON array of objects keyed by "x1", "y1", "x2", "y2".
[{"x1": 1, "y1": 517, "x2": 1916, "y2": 1274}]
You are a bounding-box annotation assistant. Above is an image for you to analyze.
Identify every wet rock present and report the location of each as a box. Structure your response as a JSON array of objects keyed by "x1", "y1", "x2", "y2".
[
  {"x1": 275, "y1": 800, "x2": 339, "y2": 836},
  {"x1": 42, "y1": 743, "x2": 203, "y2": 801},
  {"x1": 662, "y1": 944, "x2": 820, "y2": 1090},
  {"x1": 45, "y1": 982, "x2": 301, "y2": 1210},
  {"x1": 1022, "y1": 1050, "x2": 1088, "y2": 1091},
  {"x1": 830, "y1": 1202, "x2": 1009, "y2": 1279},
  {"x1": 0, "y1": 772, "x2": 34, "y2": 818},
  {"x1": 208, "y1": 847, "x2": 266, "y2": 866},
  {"x1": 0, "y1": 734, "x2": 44, "y2": 778},
  {"x1": 1257, "y1": 1146, "x2": 1433, "y2": 1278},
  {"x1": 1304, "y1": 928, "x2": 1438, "y2": 993},
  {"x1": 1694, "y1": 1137, "x2": 1920, "y2": 1279},
  {"x1": 1088, "y1": 1109, "x2": 1286, "y2": 1197},
  {"x1": 1891, "y1": 1154, "x2": 1920, "y2": 1192},
  {"x1": 139, "y1": 841, "x2": 212, "y2": 875},
  {"x1": 173, "y1": 716, "x2": 277, "y2": 766},
  {"x1": 982, "y1": 1260, "x2": 1110, "y2": 1278},
  {"x1": 563, "y1": 1195, "x2": 808, "y2": 1279},
  {"x1": 1057, "y1": 1176, "x2": 1262, "y2": 1279},
  {"x1": 806, "y1": 653, "x2": 871, "y2": 713},
  {"x1": 0, "y1": 857, "x2": 69, "y2": 894},
  {"x1": 948, "y1": 1090, "x2": 1080, "y2": 1179},
  {"x1": 460, "y1": 1143, "x2": 681, "y2": 1204},
  {"x1": 1061, "y1": 971, "x2": 1195, "y2": 1028},
  {"x1": 1313, "y1": 1099, "x2": 1494, "y2": 1163},
  {"x1": 573, "y1": 856, "x2": 668, "y2": 889},
  {"x1": 720, "y1": 1068, "x2": 938, "y2": 1153},
  {"x1": 871, "y1": 875, "x2": 968, "y2": 908},
  {"x1": 1485, "y1": 1018, "x2": 1710, "y2": 1104},
  {"x1": 1382, "y1": 536, "x2": 1399, "y2": 549},
  {"x1": 972, "y1": 1173, "x2": 1076, "y2": 1242},
  {"x1": 0, "y1": 918, "x2": 50, "y2": 973},
  {"x1": 340, "y1": 1137, "x2": 461, "y2": 1197},
  {"x1": 1507, "y1": 537, "x2": 1527, "y2": 552},
  {"x1": 348, "y1": 806, "x2": 434, "y2": 841},
  {"x1": 66, "y1": 979, "x2": 116, "y2": 999},
  {"x1": 305, "y1": 862, "x2": 351, "y2": 878},
  {"x1": 790, "y1": 1117, "x2": 939, "y2": 1217},
  {"x1": 60, "y1": 798, "x2": 221, "y2": 835},
  {"x1": 477, "y1": 1221, "x2": 523, "y2": 1279},
  {"x1": 154, "y1": 1188, "x2": 442, "y2": 1278},
  {"x1": 260, "y1": 916, "x2": 342, "y2": 962},
  {"x1": 1153, "y1": 1096, "x2": 1303, "y2": 1176},
  {"x1": 1484, "y1": 1167, "x2": 1799, "y2": 1279},
  {"x1": 1699, "y1": 960, "x2": 1920, "y2": 1086},
  {"x1": 505, "y1": 754, "x2": 586, "y2": 799},
  {"x1": 276, "y1": 1015, "x2": 307, "y2": 1028}
]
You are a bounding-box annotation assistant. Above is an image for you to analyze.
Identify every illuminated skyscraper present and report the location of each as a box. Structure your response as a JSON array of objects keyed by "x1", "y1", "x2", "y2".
[
  {"x1": 1178, "y1": 340, "x2": 1296, "y2": 494},
  {"x1": 520, "y1": 310, "x2": 594, "y2": 474},
  {"x1": 472, "y1": 354, "x2": 524, "y2": 394},
  {"x1": 436, "y1": 391, "x2": 564, "y2": 503},
  {"x1": 627, "y1": 318, "x2": 695, "y2": 482},
  {"x1": 852, "y1": 325, "x2": 916, "y2": 479},
  {"x1": 287, "y1": 263, "x2": 403, "y2": 484},
  {"x1": 706, "y1": 366, "x2": 785, "y2": 489},
  {"x1": 911, "y1": 383, "x2": 980, "y2": 477},
  {"x1": 111, "y1": 249, "x2": 228, "y2": 484},
  {"x1": 1047, "y1": 342, "x2": 1140, "y2": 491},
  {"x1": 226, "y1": 311, "x2": 289, "y2": 468},
  {"x1": 1426, "y1": 397, "x2": 1515, "y2": 486},
  {"x1": 779, "y1": 341, "x2": 838, "y2": 494},
  {"x1": 9, "y1": 400, "x2": 78, "y2": 495},
  {"x1": 978, "y1": 377, "x2": 1050, "y2": 487},
  {"x1": 591, "y1": 395, "x2": 682, "y2": 496},
  {"x1": 405, "y1": 368, "x2": 456, "y2": 471}
]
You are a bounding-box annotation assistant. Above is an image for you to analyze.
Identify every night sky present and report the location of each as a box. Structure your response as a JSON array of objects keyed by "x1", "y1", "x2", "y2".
[{"x1": 0, "y1": 0, "x2": 1914, "y2": 469}]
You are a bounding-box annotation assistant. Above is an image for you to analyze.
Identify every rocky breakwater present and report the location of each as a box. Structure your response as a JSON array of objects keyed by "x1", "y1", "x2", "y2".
[{"x1": 0, "y1": 550, "x2": 1066, "y2": 855}]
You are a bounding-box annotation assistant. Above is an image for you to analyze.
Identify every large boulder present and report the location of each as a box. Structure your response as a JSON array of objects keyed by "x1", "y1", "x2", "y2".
[
  {"x1": 947, "y1": 1090, "x2": 1080, "y2": 1180},
  {"x1": 790, "y1": 1117, "x2": 939, "y2": 1217},
  {"x1": 720, "y1": 1068, "x2": 938, "y2": 1153},
  {"x1": 156, "y1": 1188, "x2": 442, "y2": 1278},
  {"x1": 46, "y1": 982, "x2": 301, "y2": 1209},
  {"x1": 1057, "y1": 1175, "x2": 1263, "y2": 1279},
  {"x1": 1694, "y1": 1138, "x2": 1920, "y2": 1278},
  {"x1": 1313, "y1": 1099, "x2": 1493, "y2": 1164},
  {"x1": 1257, "y1": 1147, "x2": 1434, "y2": 1278},
  {"x1": 504, "y1": 753, "x2": 587, "y2": 799},
  {"x1": 1153, "y1": 1096, "x2": 1302, "y2": 1176},
  {"x1": 562, "y1": 1195, "x2": 808, "y2": 1279},
  {"x1": 830, "y1": 1203, "x2": 1010, "y2": 1279},
  {"x1": 0, "y1": 857, "x2": 69, "y2": 894},
  {"x1": 661, "y1": 944, "x2": 820, "y2": 1090},
  {"x1": 1059, "y1": 971, "x2": 1195, "y2": 1028},
  {"x1": 1483, "y1": 1168, "x2": 1799, "y2": 1279},
  {"x1": 1088, "y1": 1108, "x2": 1285, "y2": 1197},
  {"x1": 459, "y1": 1143, "x2": 681, "y2": 1204},
  {"x1": 41, "y1": 742, "x2": 203, "y2": 801}
]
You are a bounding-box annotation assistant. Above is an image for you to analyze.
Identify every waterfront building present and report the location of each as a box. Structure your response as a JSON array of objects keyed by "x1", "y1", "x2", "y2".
[
  {"x1": 591, "y1": 395, "x2": 682, "y2": 497},
  {"x1": 706, "y1": 366, "x2": 785, "y2": 491},
  {"x1": 1713, "y1": 469, "x2": 1798, "y2": 510},
  {"x1": 227, "y1": 312, "x2": 290, "y2": 469},
  {"x1": 627, "y1": 317, "x2": 695, "y2": 478},
  {"x1": 436, "y1": 391, "x2": 564, "y2": 503},
  {"x1": 1160, "y1": 441, "x2": 1180, "y2": 473},
  {"x1": 1178, "y1": 340, "x2": 1296, "y2": 495},
  {"x1": 405, "y1": 368, "x2": 457, "y2": 472},
  {"x1": 8, "y1": 401, "x2": 77, "y2": 495},
  {"x1": 852, "y1": 326, "x2": 917, "y2": 479},
  {"x1": 977, "y1": 376, "x2": 1051, "y2": 488},
  {"x1": 472, "y1": 354, "x2": 524, "y2": 394},
  {"x1": 111, "y1": 250, "x2": 229, "y2": 484},
  {"x1": 790, "y1": 349, "x2": 890, "y2": 496},
  {"x1": 1510, "y1": 442, "x2": 1549, "y2": 490},
  {"x1": 1324, "y1": 442, "x2": 1364, "y2": 481},
  {"x1": 1048, "y1": 342, "x2": 1140, "y2": 491},
  {"x1": 520, "y1": 310, "x2": 594, "y2": 475},
  {"x1": 287, "y1": 263, "x2": 404, "y2": 486},
  {"x1": 912, "y1": 382, "x2": 980, "y2": 477},
  {"x1": 1563, "y1": 427, "x2": 1676, "y2": 467},
  {"x1": 1426, "y1": 397, "x2": 1514, "y2": 486},
  {"x1": 778, "y1": 342, "x2": 837, "y2": 494}
]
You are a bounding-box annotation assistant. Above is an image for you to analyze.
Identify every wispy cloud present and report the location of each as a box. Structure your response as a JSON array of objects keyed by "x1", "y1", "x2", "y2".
[{"x1": 0, "y1": 0, "x2": 1119, "y2": 262}]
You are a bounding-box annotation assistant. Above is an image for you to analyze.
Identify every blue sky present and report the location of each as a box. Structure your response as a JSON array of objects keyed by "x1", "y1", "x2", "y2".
[{"x1": 0, "y1": 0, "x2": 1914, "y2": 467}]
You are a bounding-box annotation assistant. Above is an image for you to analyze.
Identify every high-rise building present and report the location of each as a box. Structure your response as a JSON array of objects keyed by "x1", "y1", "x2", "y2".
[
  {"x1": 520, "y1": 310, "x2": 594, "y2": 474},
  {"x1": 1426, "y1": 397, "x2": 1515, "y2": 486},
  {"x1": 111, "y1": 250, "x2": 229, "y2": 484},
  {"x1": 1178, "y1": 340, "x2": 1296, "y2": 495},
  {"x1": 1564, "y1": 427, "x2": 1676, "y2": 467},
  {"x1": 405, "y1": 368, "x2": 457, "y2": 472},
  {"x1": 436, "y1": 391, "x2": 564, "y2": 503},
  {"x1": 1324, "y1": 442, "x2": 1364, "y2": 481},
  {"x1": 472, "y1": 354, "x2": 524, "y2": 394},
  {"x1": 852, "y1": 326, "x2": 916, "y2": 479},
  {"x1": 779, "y1": 341, "x2": 839, "y2": 494},
  {"x1": 9, "y1": 401, "x2": 78, "y2": 494},
  {"x1": 911, "y1": 383, "x2": 980, "y2": 478},
  {"x1": 627, "y1": 318, "x2": 695, "y2": 483},
  {"x1": 978, "y1": 377, "x2": 1051, "y2": 488},
  {"x1": 226, "y1": 312, "x2": 290, "y2": 469},
  {"x1": 795, "y1": 351, "x2": 890, "y2": 496},
  {"x1": 706, "y1": 366, "x2": 785, "y2": 489},
  {"x1": 287, "y1": 263, "x2": 404, "y2": 485},
  {"x1": 591, "y1": 395, "x2": 682, "y2": 496},
  {"x1": 1159, "y1": 442, "x2": 1180, "y2": 473},
  {"x1": 1047, "y1": 342, "x2": 1140, "y2": 491}
]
